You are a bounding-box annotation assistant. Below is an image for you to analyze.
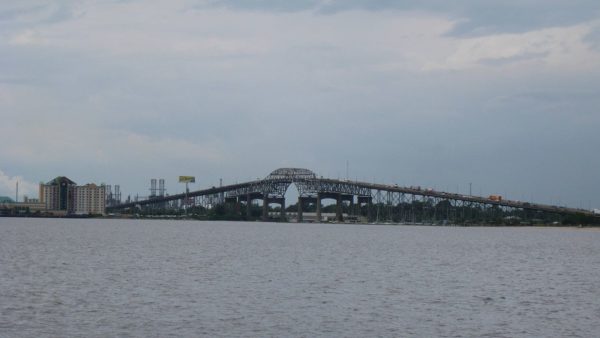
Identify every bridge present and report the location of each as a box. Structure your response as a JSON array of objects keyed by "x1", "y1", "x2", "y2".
[{"x1": 108, "y1": 168, "x2": 599, "y2": 224}]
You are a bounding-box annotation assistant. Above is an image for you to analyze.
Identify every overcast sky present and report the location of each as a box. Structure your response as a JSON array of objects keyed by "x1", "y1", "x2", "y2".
[{"x1": 1, "y1": 0, "x2": 599, "y2": 208}]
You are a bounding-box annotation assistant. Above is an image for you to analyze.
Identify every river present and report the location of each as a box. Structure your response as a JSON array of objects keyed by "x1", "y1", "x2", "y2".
[{"x1": 1, "y1": 218, "x2": 599, "y2": 337}]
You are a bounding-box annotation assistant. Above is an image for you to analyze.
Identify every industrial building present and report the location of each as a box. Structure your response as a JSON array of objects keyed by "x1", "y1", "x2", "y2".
[{"x1": 0, "y1": 195, "x2": 46, "y2": 216}]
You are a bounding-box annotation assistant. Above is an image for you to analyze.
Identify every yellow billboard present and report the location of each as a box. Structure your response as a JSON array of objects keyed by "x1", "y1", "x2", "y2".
[{"x1": 178, "y1": 176, "x2": 195, "y2": 183}]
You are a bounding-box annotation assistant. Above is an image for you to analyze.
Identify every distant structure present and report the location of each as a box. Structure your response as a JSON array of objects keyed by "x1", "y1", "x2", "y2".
[
  {"x1": 0, "y1": 195, "x2": 45, "y2": 216},
  {"x1": 159, "y1": 179, "x2": 166, "y2": 197},
  {"x1": 22, "y1": 196, "x2": 39, "y2": 203},
  {"x1": 73, "y1": 184, "x2": 106, "y2": 215},
  {"x1": 150, "y1": 179, "x2": 157, "y2": 198},
  {"x1": 40, "y1": 176, "x2": 77, "y2": 212},
  {"x1": 109, "y1": 167, "x2": 599, "y2": 224},
  {"x1": 149, "y1": 178, "x2": 166, "y2": 199},
  {"x1": 0, "y1": 196, "x2": 14, "y2": 204},
  {"x1": 39, "y1": 176, "x2": 106, "y2": 215},
  {"x1": 105, "y1": 184, "x2": 122, "y2": 207}
]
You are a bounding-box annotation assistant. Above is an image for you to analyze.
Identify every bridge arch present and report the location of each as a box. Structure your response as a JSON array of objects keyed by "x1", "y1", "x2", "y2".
[
  {"x1": 263, "y1": 168, "x2": 320, "y2": 198},
  {"x1": 265, "y1": 168, "x2": 317, "y2": 182}
]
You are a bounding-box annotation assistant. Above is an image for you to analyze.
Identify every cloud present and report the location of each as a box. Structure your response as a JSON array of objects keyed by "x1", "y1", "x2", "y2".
[
  {"x1": 0, "y1": 169, "x2": 39, "y2": 200},
  {"x1": 8, "y1": 29, "x2": 46, "y2": 45},
  {"x1": 2, "y1": 2, "x2": 271, "y2": 59},
  {"x1": 423, "y1": 23, "x2": 599, "y2": 71},
  {"x1": 0, "y1": 1, "x2": 76, "y2": 27},
  {"x1": 0, "y1": 120, "x2": 224, "y2": 171},
  {"x1": 5, "y1": 2, "x2": 595, "y2": 79},
  {"x1": 0, "y1": 0, "x2": 599, "y2": 206},
  {"x1": 584, "y1": 22, "x2": 600, "y2": 50},
  {"x1": 202, "y1": 0, "x2": 600, "y2": 35}
]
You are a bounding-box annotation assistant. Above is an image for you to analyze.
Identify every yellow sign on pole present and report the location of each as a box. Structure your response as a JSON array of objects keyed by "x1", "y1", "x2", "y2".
[{"x1": 179, "y1": 176, "x2": 195, "y2": 183}]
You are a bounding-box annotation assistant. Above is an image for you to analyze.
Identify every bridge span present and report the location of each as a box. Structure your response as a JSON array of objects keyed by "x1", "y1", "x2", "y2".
[{"x1": 108, "y1": 168, "x2": 598, "y2": 223}]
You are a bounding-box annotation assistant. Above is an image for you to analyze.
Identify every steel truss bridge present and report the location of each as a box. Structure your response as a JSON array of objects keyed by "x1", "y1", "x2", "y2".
[{"x1": 108, "y1": 168, "x2": 598, "y2": 223}]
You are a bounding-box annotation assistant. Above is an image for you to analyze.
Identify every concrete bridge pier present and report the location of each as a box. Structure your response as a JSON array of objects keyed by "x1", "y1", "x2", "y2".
[
  {"x1": 336, "y1": 194, "x2": 343, "y2": 222},
  {"x1": 225, "y1": 196, "x2": 239, "y2": 215},
  {"x1": 358, "y1": 196, "x2": 372, "y2": 222},
  {"x1": 280, "y1": 198, "x2": 286, "y2": 220},
  {"x1": 246, "y1": 194, "x2": 251, "y2": 219},
  {"x1": 258, "y1": 196, "x2": 286, "y2": 221},
  {"x1": 297, "y1": 196, "x2": 303, "y2": 222},
  {"x1": 262, "y1": 196, "x2": 268, "y2": 221},
  {"x1": 316, "y1": 193, "x2": 322, "y2": 222}
]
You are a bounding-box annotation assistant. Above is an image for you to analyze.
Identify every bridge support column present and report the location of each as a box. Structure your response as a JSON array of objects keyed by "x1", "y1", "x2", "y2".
[
  {"x1": 336, "y1": 194, "x2": 343, "y2": 222},
  {"x1": 262, "y1": 196, "x2": 268, "y2": 221},
  {"x1": 280, "y1": 198, "x2": 286, "y2": 220},
  {"x1": 316, "y1": 193, "x2": 322, "y2": 223},
  {"x1": 246, "y1": 194, "x2": 251, "y2": 219},
  {"x1": 297, "y1": 196, "x2": 303, "y2": 222}
]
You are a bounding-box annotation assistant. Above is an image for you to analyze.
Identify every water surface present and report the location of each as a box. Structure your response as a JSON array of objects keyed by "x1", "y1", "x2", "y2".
[{"x1": 1, "y1": 218, "x2": 599, "y2": 337}]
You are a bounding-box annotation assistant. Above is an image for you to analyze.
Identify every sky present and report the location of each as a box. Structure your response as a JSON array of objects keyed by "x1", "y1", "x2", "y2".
[{"x1": 1, "y1": 0, "x2": 599, "y2": 209}]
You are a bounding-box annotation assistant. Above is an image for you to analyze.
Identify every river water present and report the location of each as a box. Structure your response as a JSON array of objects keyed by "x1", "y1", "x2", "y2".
[{"x1": 1, "y1": 218, "x2": 599, "y2": 337}]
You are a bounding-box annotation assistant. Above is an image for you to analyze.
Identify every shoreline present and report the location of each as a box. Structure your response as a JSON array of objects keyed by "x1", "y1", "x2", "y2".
[{"x1": 1, "y1": 214, "x2": 599, "y2": 228}]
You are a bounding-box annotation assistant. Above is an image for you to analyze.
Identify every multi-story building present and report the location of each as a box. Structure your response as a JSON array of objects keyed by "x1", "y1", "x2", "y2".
[
  {"x1": 73, "y1": 184, "x2": 106, "y2": 215},
  {"x1": 39, "y1": 177, "x2": 106, "y2": 215},
  {"x1": 39, "y1": 176, "x2": 76, "y2": 213}
]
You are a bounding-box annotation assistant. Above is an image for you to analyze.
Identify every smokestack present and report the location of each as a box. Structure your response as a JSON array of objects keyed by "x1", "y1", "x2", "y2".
[
  {"x1": 150, "y1": 179, "x2": 157, "y2": 197},
  {"x1": 15, "y1": 181, "x2": 18, "y2": 203},
  {"x1": 159, "y1": 179, "x2": 165, "y2": 197}
]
